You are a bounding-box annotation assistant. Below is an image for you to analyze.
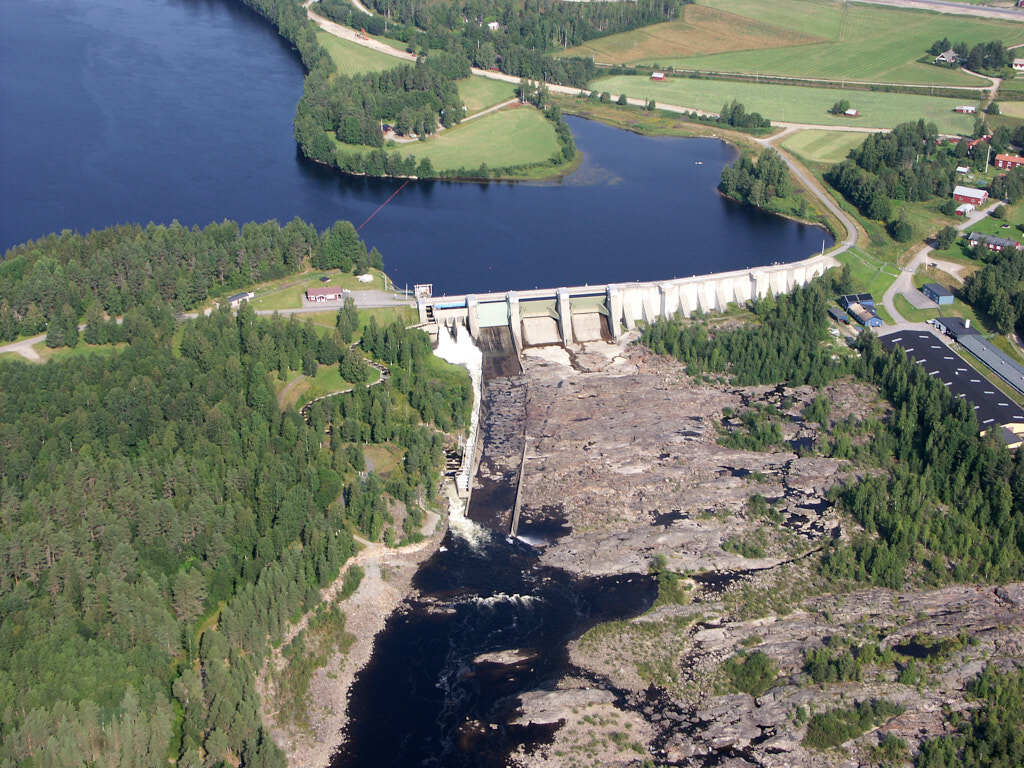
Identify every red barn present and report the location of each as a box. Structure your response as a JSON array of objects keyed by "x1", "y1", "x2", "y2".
[
  {"x1": 996, "y1": 154, "x2": 1024, "y2": 170},
  {"x1": 953, "y1": 185, "x2": 988, "y2": 205},
  {"x1": 650, "y1": 71, "x2": 665, "y2": 81}
]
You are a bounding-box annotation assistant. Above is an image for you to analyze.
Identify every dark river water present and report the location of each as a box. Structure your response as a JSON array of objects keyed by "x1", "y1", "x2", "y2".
[{"x1": 1, "y1": 0, "x2": 831, "y2": 295}]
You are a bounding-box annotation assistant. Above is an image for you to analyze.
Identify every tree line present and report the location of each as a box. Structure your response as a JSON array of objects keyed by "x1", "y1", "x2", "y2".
[
  {"x1": 928, "y1": 38, "x2": 1010, "y2": 73},
  {"x1": 718, "y1": 148, "x2": 791, "y2": 209},
  {"x1": 0, "y1": 216, "x2": 385, "y2": 343}
]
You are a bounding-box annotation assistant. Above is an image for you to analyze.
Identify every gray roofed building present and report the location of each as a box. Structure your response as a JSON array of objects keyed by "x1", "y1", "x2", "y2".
[
  {"x1": 956, "y1": 334, "x2": 1024, "y2": 397},
  {"x1": 967, "y1": 232, "x2": 1021, "y2": 251},
  {"x1": 921, "y1": 282, "x2": 954, "y2": 305},
  {"x1": 932, "y1": 316, "x2": 978, "y2": 339}
]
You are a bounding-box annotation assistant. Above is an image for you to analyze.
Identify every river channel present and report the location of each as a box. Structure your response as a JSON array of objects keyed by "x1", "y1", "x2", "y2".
[
  {"x1": 4, "y1": 1, "x2": 828, "y2": 764},
  {"x1": 2, "y1": 0, "x2": 832, "y2": 295}
]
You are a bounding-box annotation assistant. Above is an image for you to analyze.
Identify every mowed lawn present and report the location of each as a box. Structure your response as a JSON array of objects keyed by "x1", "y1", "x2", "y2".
[
  {"x1": 456, "y1": 77, "x2": 517, "y2": 115},
  {"x1": 590, "y1": 75, "x2": 979, "y2": 131},
  {"x1": 617, "y1": 0, "x2": 1024, "y2": 86},
  {"x1": 560, "y1": 4, "x2": 821, "y2": 64},
  {"x1": 781, "y1": 129, "x2": 872, "y2": 164},
  {"x1": 337, "y1": 106, "x2": 561, "y2": 171},
  {"x1": 317, "y1": 31, "x2": 403, "y2": 75}
]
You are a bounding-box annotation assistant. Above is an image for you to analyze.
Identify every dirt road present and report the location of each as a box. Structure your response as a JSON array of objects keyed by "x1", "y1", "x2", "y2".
[{"x1": 851, "y1": 0, "x2": 1023, "y2": 21}]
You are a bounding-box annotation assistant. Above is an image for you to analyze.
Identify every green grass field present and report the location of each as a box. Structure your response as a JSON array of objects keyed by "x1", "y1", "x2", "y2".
[
  {"x1": 780, "y1": 129, "x2": 872, "y2": 163},
  {"x1": 587, "y1": 0, "x2": 1024, "y2": 86},
  {"x1": 317, "y1": 30, "x2": 403, "y2": 75},
  {"x1": 998, "y1": 101, "x2": 1024, "y2": 118},
  {"x1": 457, "y1": 77, "x2": 516, "y2": 115},
  {"x1": 590, "y1": 75, "x2": 979, "y2": 131},
  {"x1": 336, "y1": 106, "x2": 562, "y2": 172}
]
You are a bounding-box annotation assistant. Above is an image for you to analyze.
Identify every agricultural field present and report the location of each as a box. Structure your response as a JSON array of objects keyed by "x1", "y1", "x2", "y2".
[
  {"x1": 559, "y1": 5, "x2": 820, "y2": 65},
  {"x1": 997, "y1": 101, "x2": 1024, "y2": 118},
  {"x1": 580, "y1": 0, "x2": 1024, "y2": 86},
  {"x1": 590, "y1": 75, "x2": 979, "y2": 131},
  {"x1": 336, "y1": 106, "x2": 562, "y2": 172},
  {"x1": 316, "y1": 30, "x2": 402, "y2": 75},
  {"x1": 456, "y1": 77, "x2": 517, "y2": 115},
  {"x1": 780, "y1": 129, "x2": 872, "y2": 163}
]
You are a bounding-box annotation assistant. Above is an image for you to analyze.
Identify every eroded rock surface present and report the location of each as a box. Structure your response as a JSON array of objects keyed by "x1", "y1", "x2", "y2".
[{"x1": 502, "y1": 336, "x2": 1024, "y2": 768}]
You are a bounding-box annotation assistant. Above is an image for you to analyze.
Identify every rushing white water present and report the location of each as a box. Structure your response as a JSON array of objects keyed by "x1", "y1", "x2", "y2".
[{"x1": 435, "y1": 324, "x2": 487, "y2": 546}]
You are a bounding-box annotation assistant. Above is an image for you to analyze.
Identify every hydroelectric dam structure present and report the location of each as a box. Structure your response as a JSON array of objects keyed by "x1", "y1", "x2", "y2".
[{"x1": 416, "y1": 253, "x2": 838, "y2": 348}]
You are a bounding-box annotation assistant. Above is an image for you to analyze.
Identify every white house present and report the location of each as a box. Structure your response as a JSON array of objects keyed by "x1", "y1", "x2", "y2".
[
  {"x1": 1014, "y1": 58, "x2": 1024, "y2": 72},
  {"x1": 650, "y1": 71, "x2": 665, "y2": 81},
  {"x1": 844, "y1": 108, "x2": 859, "y2": 117},
  {"x1": 486, "y1": 21, "x2": 500, "y2": 31}
]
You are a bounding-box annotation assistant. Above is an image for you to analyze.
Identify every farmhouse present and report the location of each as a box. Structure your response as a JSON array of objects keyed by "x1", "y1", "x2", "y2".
[
  {"x1": 954, "y1": 105, "x2": 977, "y2": 114},
  {"x1": 995, "y1": 154, "x2": 1024, "y2": 170},
  {"x1": 1015, "y1": 58, "x2": 1024, "y2": 72},
  {"x1": 306, "y1": 286, "x2": 346, "y2": 303},
  {"x1": 650, "y1": 71, "x2": 665, "y2": 81},
  {"x1": 934, "y1": 50, "x2": 959, "y2": 65},
  {"x1": 921, "y1": 283, "x2": 954, "y2": 306},
  {"x1": 953, "y1": 185, "x2": 988, "y2": 205},
  {"x1": 956, "y1": 203, "x2": 975, "y2": 216},
  {"x1": 226, "y1": 291, "x2": 255, "y2": 308},
  {"x1": 967, "y1": 232, "x2": 1020, "y2": 252}
]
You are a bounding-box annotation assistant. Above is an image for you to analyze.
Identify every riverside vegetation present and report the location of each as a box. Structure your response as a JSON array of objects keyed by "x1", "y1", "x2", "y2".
[{"x1": 0, "y1": 223, "x2": 472, "y2": 767}]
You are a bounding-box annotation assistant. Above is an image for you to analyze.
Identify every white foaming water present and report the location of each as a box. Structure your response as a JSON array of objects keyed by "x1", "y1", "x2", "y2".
[
  {"x1": 469, "y1": 592, "x2": 540, "y2": 609},
  {"x1": 435, "y1": 324, "x2": 487, "y2": 547}
]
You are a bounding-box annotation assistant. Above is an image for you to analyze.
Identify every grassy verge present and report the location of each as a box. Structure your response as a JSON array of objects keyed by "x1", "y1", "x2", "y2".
[
  {"x1": 590, "y1": 75, "x2": 978, "y2": 132},
  {"x1": 316, "y1": 30, "x2": 402, "y2": 75},
  {"x1": 29, "y1": 341, "x2": 127, "y2": 363},
  {"x1": 250, "y1": 269, "x2": 389, "y2": 312},
  {"x1": 456, "y1": 77, "x2": 516, "y2": 115}
]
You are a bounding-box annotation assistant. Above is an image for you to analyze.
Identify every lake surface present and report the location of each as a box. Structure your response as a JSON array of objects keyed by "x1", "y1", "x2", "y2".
[{"x1": 1, "y1": 0, "x2": 831, "y2": 296}]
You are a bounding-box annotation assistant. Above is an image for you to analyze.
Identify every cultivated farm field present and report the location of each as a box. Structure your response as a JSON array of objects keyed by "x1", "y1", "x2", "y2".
[
  {"x1": 591, "y1": 75, "x2": 979, "y2": 132},
  {"x1": 317, "y1": 30, "x2": 402, "y2": 74},
  {"x1": 582, "y1": 0, "x2": 1024, "y2": 87},
  {"x1": 560, "y1": 5, "x2": 821, "y2": 64},
  {"x1": 780, "y1": 129, "x2": 873, "y2": 164}
]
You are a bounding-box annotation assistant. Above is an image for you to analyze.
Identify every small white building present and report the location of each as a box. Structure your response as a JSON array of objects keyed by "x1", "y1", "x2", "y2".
[
  {"x1": 650, "y1": 71, "x2": 665, "y2": 81},
  {"x1": 956, "y1": 202, "x2": 975, "y2": 216},
  {"x1": 226, "y1": 291, "x2": 255, "y2": 308},
  {"x1": 954, "y1": 105, "x2": 977, "y2": 114},
  {"x1": 844, "y1": 108, "x2": 859, "y2": 117},
  {"x1": 956, "y1": 166, "x2": 970, "y2": 174},
  {"x1": 1014, "y1": 58, "x2": 1024, "y2": 71},
  {"x1": 486, "y1": 21, "x2": 500, "y2": 31}
]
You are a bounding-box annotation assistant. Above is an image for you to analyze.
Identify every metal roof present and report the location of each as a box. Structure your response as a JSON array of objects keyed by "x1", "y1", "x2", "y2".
[
  {"x1": 954, "y1": 185, "x2": 987, "y2": 198},
  {"x1": 934, "y1": 317, "x2": 979, "y2": 338},
  {"x1": 922, "y1": 282, "x2": 953, "y2": 298},
  {"x1": 968, "y1": 232, "x2": 1020, "y2": 249},
  {"x1": 957, "y1": 334, "x2": 1024, "y2": 397}
]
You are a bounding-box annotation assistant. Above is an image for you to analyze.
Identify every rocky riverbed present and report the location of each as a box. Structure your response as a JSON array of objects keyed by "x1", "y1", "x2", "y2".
[{"x1": 498, "y1": 334, "x2": 1024, "y2": 768}]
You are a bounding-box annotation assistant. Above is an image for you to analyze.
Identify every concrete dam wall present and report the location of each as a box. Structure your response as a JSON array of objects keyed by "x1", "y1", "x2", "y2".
[{"x1": 417, "y1": 252, "x2": 838, "y2": 348}]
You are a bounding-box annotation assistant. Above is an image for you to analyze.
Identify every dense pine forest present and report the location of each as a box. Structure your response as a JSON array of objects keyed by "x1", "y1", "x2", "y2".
[{"x1": 0, "y1": 223, "x2": 471, "y2": 766}]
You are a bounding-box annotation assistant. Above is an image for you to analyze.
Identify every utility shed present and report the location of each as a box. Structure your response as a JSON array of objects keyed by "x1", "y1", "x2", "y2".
[
  {"x1": 847, "y1": 302, "x2": 881, "y2": 327},
  {"x1": 828, "y1": 306, "x2": 850, "y2": 324},
  {"x1": 921, "y1": 283, "x2": 954, "y2": 305}
]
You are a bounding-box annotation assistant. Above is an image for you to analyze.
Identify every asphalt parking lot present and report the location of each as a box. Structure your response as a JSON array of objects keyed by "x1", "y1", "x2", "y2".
[{"x1": 879, "y1": 330, "x2": 1024, "y2": 429}]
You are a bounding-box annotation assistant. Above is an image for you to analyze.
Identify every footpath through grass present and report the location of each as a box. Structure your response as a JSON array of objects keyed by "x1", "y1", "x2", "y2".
[
  {"x1": 590, "y1": 75, "x2": 979, "y2": 132},
  {"x1": 624, "y1": 0, "x2": 1020, "y2": 86}
]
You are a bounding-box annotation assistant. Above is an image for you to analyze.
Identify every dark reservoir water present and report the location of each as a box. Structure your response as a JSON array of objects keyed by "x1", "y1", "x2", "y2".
[{"x1": 1, "y1": 0, "x2": 831, "y2": 295}]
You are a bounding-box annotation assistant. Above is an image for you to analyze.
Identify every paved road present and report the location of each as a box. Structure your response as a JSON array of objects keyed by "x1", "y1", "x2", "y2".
[
  {"x1": 851, "y1": 0, "x2": 1023, "y2": 21},
  {"x1": 881, "y1": 205, "x2": 991, "y2": 323}
]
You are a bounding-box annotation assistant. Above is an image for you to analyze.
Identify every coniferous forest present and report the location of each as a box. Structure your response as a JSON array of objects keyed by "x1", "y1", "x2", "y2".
[{"x1": 0, "y1": 222, "x2": 472, "y2": 767}]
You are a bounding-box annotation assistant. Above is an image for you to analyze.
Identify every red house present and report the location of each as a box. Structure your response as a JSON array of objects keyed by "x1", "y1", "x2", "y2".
[
  {"x1": 995, "y1": 154, "x2": 1024, "y2": 170},
  {"x1": 650, "y1": 71, "x2": 665, "y2": 81},
  {"x1": 306, "y1": 287, "x2": 345, "y2": 303},
  {"x1": 953, "y1": 185, "x2": 988, "y2": 205}
]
